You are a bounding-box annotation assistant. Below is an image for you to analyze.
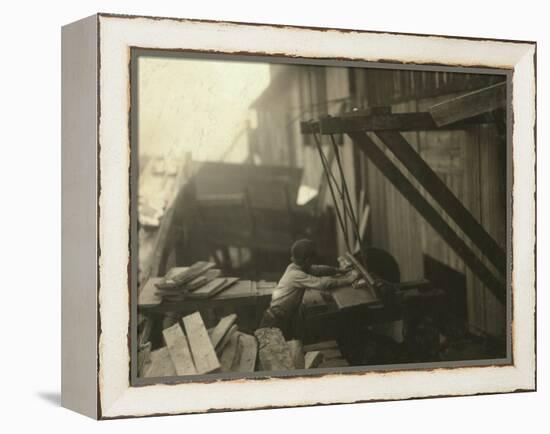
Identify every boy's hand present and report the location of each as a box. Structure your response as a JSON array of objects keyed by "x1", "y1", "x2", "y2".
[{"x1": 346, "y1": 269, "x2": 360, "y2": 283}]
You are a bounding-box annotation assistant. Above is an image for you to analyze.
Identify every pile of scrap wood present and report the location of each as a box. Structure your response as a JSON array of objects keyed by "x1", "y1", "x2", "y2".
[
  {"x1": 140, "y1": 312, "x2": 258, "y2": 377},
  {"x1": 155, "y1": 261, "x2": 239, "y2": 301},
  {"x1": 139, "y1": 319, "x2": 350, "y2": 378}
]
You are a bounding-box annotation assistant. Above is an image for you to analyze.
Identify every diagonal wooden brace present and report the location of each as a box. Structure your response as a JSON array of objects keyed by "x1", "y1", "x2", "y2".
[
  {"x1": 375, "y1": 130, "x2": 506, "y2": 273},
  {"x1": 348, "y1": 131, "x2": 506, "y2": 304}
]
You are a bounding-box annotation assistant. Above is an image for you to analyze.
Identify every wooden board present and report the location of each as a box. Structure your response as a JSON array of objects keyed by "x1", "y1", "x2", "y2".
[
  {"x1": 162, "y1": 323, "x2": 197, "y2": 376},
  {"x1": 235, "y1": 332, "x2": 257, "y2": 373},
  {"x1": 165, "y1": 267, "x2": 188, "y2": 280},
  {"x1": 142, "y1": 347, "x2": 177, "y2": 378},
  {"x1": 318, "y1": 358, "x2": 350, "y2": 368},
  {"x1": 183, "y1": 312, "x2": 221, "y2": 374},
  {"x1": 287, "y1": 340, "x2": 305, "y2": 369},
  {"x1": 138, "y1": 277, "x2": 163, "y2": 308},
  {"x1": 303, "y1": 340, "x2": 338, "y2": 353},
  {"x1": 331, "y1": 286, "x2": 379, "y2": 310},
  {"x1": 215, "y1": 324, "x2": 238, "y2": 355},
  {"x1": 209, "y1": 314, "x2": 238, "y2": 349},
  {"x1": 219, "y1": 332, "x2": 241, "y2": 372},
  {"x1": 156, "y1": 261, "x2": 215, "y2": 290},
  {"x1": 430, "y1": 81, "x2": 506, "y2": 127},
  {"x1": 186, "y1": 269, "x2": 222, "y2": 292},
  {"x1": 305, "y1": 351, "x2": 324, "y2": 369},
  {"x1": 186, "y1": 277, "x2": 239, "y2": 299}
]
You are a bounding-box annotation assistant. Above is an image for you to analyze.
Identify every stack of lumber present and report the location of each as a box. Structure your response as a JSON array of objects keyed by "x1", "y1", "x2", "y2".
[
  {"x1": 303, "y1": 340, "x2": 349, "y2": 368},
  {"x1": 154, "y1": 261, "x2": 239, "y2": 301},
  {"x1": 140, "y1": 312, "x2": 258, "y2": 378}
]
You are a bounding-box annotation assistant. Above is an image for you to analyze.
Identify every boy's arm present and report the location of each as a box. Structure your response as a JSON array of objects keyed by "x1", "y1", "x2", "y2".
[
  {"x1": 322, "y1": 270, "x2": 359, "y2": 290},
  {"x1": 298, "y1": 270, "x2": 359, "y2": 291},
  {"x1": 309, "y1": 264, "x2": 341, "y2": 277}
]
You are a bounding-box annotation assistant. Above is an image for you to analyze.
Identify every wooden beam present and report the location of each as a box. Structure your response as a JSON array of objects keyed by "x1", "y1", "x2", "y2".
[
  {"x1": 375, "y1": 130, "x2": 506, "y2": 273},
  {"x1": 300, "y1": 112, "x2": 493, "y2": 136},
  {"x1": 182, "y1": 312, "x2": 221, "y2": 374},
  {"x1": 348, "y1": 131, "x2": 506, "y2": 303},
  {"x1": 209, "y1": 313, "x2": 238, "y2": 349},
  {"x1": 430, "y1": 82, "x2": 506, "y2": 127}
]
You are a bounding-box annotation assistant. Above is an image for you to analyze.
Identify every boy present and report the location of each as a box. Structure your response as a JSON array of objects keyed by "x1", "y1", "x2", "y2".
[{"x1": 260, "y1": 239, "x2": 359, "y2": 340}]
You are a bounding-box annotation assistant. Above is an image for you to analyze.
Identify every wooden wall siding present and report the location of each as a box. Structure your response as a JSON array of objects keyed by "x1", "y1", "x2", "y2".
[
  {"x1": 359, "y1": 69, "x2": 505, "y2": 108},
  {"x1": 478, "y1": 125, "x2": 507, "y2": 337},
  {"x1": 358, "y1": 86, "x2": 507, "y2": 338}
]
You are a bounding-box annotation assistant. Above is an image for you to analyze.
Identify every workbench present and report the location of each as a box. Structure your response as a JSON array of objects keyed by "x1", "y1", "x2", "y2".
[{"x1": 138, "y1": 278, "x2": 276, "y2": 315}]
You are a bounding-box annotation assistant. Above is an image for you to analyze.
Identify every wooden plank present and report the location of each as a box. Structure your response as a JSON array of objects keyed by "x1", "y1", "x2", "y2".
[
  {"x1": 186, "y1": 277, "x2": 239, "y2": 299},
  {"x1": 156, "y1": 261, "x2": 215, "y2": 290},
  {"x1": 162, "y1": 323, "x2": 197, "y2": 376},
  {"x1": 349, "y1": 131, "x2": 506, "y2": 303},
  {"x1": 318, "y1": 358, "x2": 350, "y2": 368},
  {"x1": 375, "y1": 130, "x2": 506, "y2": 273},
  {"x1": 215, "y1": 324, "x2": 238, "y2": 355},
  {"x1": 219, "y1": 332, "x2": 241, "y2": 372},
  {"x1": 305, "y1": 351, "x2": 324, "y2": 369},
  {"x1": 143, "y1": 347, "x2": 177, "y2": 378},
  {"x1": 138, "y1": 277, "x2": 163, "y2": 308},
  {"x1": 209, "y1": 314, "x2": 238, "y2": 349},
  {"x1": 165, "y1": 266, "x2": 188, "y2": 280},
  {"x1": 301, "y1": 111, "x2": 492, "y2": 135},
  {"x1": 303, "y1": 340, "x2": 338, "y2": 353},
  {"x1": 430, "y1": 82, "x2": 506, "y2": 127},
  {"x1": 235, "y1": 332, "x2": 258, "y2": 372},
  {"x1": 287, "y1": 340, "x2": 305, "y2": 369},
  {"x1": 183, "y1": 312, "x2": 221, "y2": 374},
  {"x1": 331, "y1": 286, "x2": 379, "y2": 309}
]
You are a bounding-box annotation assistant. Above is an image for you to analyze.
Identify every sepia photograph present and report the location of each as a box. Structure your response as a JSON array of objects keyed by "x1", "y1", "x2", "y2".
[{"x1": 133, "y1": 51, "x2": 510, "y2": 381}]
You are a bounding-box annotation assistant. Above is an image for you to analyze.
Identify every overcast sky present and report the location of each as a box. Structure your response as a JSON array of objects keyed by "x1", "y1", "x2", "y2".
[{"x1": 137, "y1": 55, "x2": 270, "y2": 161}]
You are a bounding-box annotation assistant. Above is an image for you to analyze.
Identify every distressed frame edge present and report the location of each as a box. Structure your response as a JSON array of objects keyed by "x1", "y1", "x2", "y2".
[
  {"x1": 94, "y1": 14, "x2": 537, "y2": 419},
  {"x1": 61, "y1": 13, "x2": 100, "y2": 420}
]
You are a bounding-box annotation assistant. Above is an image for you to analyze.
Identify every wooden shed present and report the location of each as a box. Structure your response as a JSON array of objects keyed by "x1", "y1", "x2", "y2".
[{"x1": 249, "y1": 63, "x2": 507, "y2": 339}]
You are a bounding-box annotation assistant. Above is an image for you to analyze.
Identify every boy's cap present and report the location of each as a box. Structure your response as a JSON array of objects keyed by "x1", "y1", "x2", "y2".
[{"x1": 291, "y1": 239, "x2": 316, "y2": 265}]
